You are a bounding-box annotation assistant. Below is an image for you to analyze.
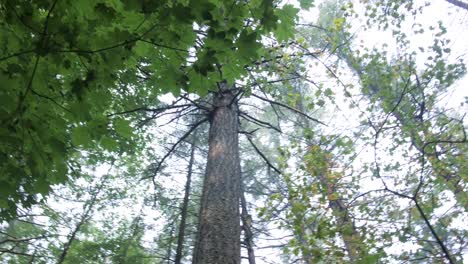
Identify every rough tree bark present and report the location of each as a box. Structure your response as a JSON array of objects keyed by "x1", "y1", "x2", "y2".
[{"x1": 193, "y1": 82, "x2": 241, "y2": 264}]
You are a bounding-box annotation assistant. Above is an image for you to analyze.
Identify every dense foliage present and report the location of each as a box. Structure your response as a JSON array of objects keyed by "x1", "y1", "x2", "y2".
[{"x1": 0, "y1": 0, "x2": 305, "y2": 219}]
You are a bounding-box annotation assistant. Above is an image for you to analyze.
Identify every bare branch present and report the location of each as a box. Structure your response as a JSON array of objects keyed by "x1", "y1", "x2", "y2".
[
  {"x1": 143, "y1": 118, "x2": 208, "y2": 181},
  {"x1": 245, "y1": 135, "x2": 282, "y2": 175},
  {"x1": 239, "y1": 112, "x2": 282, "y2": 133},
  {"x1": 108, "y1": 104, "x2": 194, "y2": 117},
  {"x1": 251, "y1": 93, "x2": 326, "y2": 126}
]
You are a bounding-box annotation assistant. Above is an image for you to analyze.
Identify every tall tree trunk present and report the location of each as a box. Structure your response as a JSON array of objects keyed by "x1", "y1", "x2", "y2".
[
  {"x1": 175, "y1": 136, "x2": 196, "y2": 264},
  {"x1": 193, "y1": 83, "x2": 241, "y2": 264},
  {"x1": 240, "y1": 175, "x2": 256, "y2": 264}
]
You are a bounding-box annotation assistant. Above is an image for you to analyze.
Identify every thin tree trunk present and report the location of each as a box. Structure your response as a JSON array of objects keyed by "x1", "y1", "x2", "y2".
[
  {"x1": 193, "y1": 82, "x2": 241, "y2": 264},
  {"x1": 57, "y1": 205, "x2": 92, "y2": 263},
  {"x1": 118, "y1": 208, "x2": 143, "y2": 264},
  {"x1": 322, "y1": 174, "x2": 365, "y2": 262},
  {"x1": 166, "y1": 224, "x2": 175, "y2": 264},
  {"x1": 57, "y1": 201, "x2": 94, "y2": 264},
  {"x1": 57, "y1": 177, "x2": 106, "y2": 264},
  {"x1": 240, "y1": 175, "x2": 256, "y2": 264},
  {"x1": 175, "y1": 136, "x2": 196, "y2": 264},
  {"x1": 445, "y1": 0, "x2": 468, "y2": 10},
  {"x1": 295, "y1": 86, "x2": 367, "y2": 262},
  {"x1": 305, "y1": 158, "x2": 366, "y2": 262},
  {"x1": 297, "y1": 231, "x2": 314, "y2": 264},
  {"x1": 57, "y1": 217, "x2": 85, "y2": 264}
]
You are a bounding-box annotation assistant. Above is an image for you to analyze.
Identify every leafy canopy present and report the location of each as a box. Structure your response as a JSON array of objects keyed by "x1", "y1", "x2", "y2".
[{"x1": 0, "y1": 0, "x2": 306, "y2": 219}]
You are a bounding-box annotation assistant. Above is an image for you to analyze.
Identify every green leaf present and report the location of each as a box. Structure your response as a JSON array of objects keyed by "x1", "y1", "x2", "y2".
[
  {"x1": 223, "y1": 60, "x2": 244, "y2": 84},
  {"x1": 0, "y1": 199, "x2": 9, "y2": 209},
  {"x1": 274, "y1": 5, "x2": 299, "y2": 42},
  {"x1": 299, "y1": 0, "x2": 314, "y2": 10},
  {"x1": 158, "y1": 66, "x2": 184, "y2": 95},
  {"x1": 34, "y1": 178, "x2": 51, "y2": 195},
  {"x1": 71, "y1": 126, "x2": 92, "y2": 147},
  {"x1": 114, "y1": 119, "x2": 133, "y2": 139},
  {"x1": 291, "y1": 202, "x2": 305, "y2": 215},
  {"x1": 187, "y1": 71, "x2": 212, "y2": 96},
  {"x1": 101, "y1": 136, "x2": 119, "y2": 152},
  {"x1": 361, "y1": 254, "x2": 380, "y2": 264},
  {"x1": 236, "y1": 30, "x2": 261, "y2": 62},
  {"x1": 324, "y1": 88, "x2": 334, "y2": 97}
]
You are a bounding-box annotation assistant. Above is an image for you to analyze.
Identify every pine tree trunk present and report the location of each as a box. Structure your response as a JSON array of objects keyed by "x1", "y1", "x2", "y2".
[{"x1": 193, "y1": 83, "x2": 241, "y2": 264}]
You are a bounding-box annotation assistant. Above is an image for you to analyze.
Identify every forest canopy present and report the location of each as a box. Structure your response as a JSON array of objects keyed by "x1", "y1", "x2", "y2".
[{"x1": 0, "y1": 0, "x2": 467, "y2": 263}]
